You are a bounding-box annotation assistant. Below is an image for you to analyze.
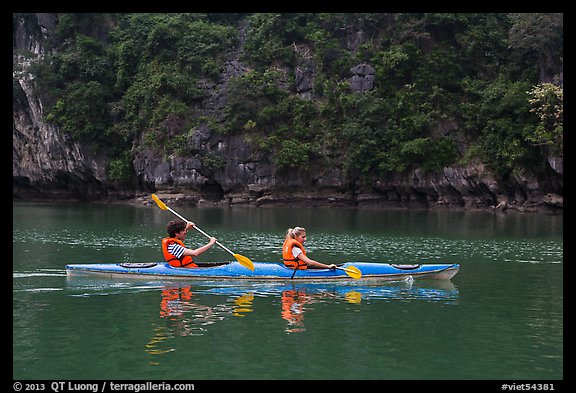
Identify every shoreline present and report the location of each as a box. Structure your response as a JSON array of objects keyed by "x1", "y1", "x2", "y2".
[{"x1": 13, "y1": 194, "x2": 563, "y2": 215}]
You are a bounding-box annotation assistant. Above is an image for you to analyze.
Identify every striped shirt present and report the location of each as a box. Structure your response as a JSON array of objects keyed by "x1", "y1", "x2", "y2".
[{"x1": 167, "y1": 243, "x2": 186, "y2": 258}]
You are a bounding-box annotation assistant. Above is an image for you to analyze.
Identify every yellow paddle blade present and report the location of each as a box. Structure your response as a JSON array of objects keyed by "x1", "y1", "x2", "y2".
[
  {"x1": 346, "y1": 265, "x2": 362, "y2": 279},
  {"x1": 234, "y1": 253, "x2": 255, "y2": 271},
  {"x1": 339, "y1": 265, "x2": 362, "y2": 279},
  {"x1": 151, "y1": 194, "x2": 168, "y2": 210}
]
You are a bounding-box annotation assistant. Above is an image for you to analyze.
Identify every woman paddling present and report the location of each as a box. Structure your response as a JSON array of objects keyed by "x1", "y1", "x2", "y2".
[
  {"x1": 282, "y1": 227, "x2": 336, "y2": 270},
  {"x1": 162, "y1": 220, "x2": 217, "y2": 268}
]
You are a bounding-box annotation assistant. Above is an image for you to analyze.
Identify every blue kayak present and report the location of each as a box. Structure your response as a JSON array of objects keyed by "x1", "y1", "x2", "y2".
[{"x1": 65, "y1": 261, "x2": 459, "y2": 281}]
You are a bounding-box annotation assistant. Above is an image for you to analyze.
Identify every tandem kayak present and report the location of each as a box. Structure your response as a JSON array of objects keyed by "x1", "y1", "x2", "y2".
[{"x1": 65, "y1": 261, "x2": 459, "y2": 281}]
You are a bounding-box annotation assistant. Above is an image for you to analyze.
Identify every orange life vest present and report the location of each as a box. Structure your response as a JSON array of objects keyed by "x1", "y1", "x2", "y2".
[
  {"x1": 282, "y1": 238, "x2": 307, "y2": 269},
  {"x1": 162, "y1": 237, "x2": 198, "y2": 268}
]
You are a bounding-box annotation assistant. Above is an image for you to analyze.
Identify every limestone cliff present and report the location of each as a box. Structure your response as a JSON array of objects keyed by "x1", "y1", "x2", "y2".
[{"x1": 13, "y1": 13, "x2": 563, "y2": 212}]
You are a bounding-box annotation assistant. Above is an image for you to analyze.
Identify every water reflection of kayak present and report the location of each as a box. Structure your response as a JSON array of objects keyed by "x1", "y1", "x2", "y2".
[
  {"x1": 66, "y1": 274, "x2": 459, "y2": 305},
  {"x1": 196, "y1": 279, "x2": 459, "y2": 304},
  {"x1": 65, "y1": 261, "x2": 459, "y2": 281}
]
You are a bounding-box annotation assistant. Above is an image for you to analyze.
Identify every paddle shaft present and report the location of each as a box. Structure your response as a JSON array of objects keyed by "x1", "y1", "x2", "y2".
[
  {"x1": 164, "y1": 206, "x2": 235, "y2": 257},
  {"x1": 291, "y1": 266, "x2": 298, "y2": 279},
  {"x1": 291, "y1": 265, "x2": 361, "y2": 279}
]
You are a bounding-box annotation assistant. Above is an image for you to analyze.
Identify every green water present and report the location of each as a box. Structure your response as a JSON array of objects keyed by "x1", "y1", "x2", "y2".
[{"x1": 13, "y1": 202, "x2": 563, "y2": 381}]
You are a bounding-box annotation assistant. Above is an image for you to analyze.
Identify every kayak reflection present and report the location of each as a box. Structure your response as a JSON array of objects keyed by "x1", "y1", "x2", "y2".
[
  {"x1": 197, "y1": 279, "x2": 459, "y2": 333},
  {"x1": 66, "y1": 275, "x2": 458, "y2": 342}
]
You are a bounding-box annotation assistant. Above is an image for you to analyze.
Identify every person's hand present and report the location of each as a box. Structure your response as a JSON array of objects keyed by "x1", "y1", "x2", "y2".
[
  {"x1": 328, "y1": 264, "x2": 337, "y2": 269},
  {"x1": 186, "y1": 221, "x2": 195, "y2": 230},
  {"x1": 208, "y1": 236, "x2": 217, "y2": 245}
]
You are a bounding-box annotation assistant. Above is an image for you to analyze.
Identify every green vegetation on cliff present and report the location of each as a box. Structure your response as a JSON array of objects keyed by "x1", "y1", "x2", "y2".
[{"x1": 14, "y1": 13, "x2": 563, "y2": 183}]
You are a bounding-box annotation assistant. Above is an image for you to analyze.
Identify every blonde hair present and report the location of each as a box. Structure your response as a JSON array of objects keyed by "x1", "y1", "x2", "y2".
[{"x1": 286, "y1": 226, "x2": 306, "y2": 240}]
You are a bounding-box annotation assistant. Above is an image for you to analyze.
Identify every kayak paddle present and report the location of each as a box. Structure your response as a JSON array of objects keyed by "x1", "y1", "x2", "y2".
[
  {"x1": 151, "y1": 194, "x2": 255, "y2": 271},
  {"x1": 291, "y1": 264, "x2": 362, "y2": 279},
  {"x1": 336, "y1": 265, "x2": 362, "y2": 279}
]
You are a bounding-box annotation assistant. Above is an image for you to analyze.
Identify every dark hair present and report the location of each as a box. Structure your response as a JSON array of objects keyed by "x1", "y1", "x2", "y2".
[{"x1": 167, "y1": 220, "x2": 186, "y2": 237}]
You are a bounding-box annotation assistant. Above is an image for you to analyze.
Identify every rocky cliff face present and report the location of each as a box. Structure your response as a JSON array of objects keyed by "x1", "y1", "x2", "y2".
[
  {"x1": 14, "y1": 14, "x2": 107, "y2": 200},
  {"x1": 13, "y1": 14, "x2": 563, "y2": 212}
]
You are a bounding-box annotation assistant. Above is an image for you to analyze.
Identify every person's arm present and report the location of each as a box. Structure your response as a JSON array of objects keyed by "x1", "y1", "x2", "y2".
[
  {"x1": 182, "y1": 237, "x2": 217, "y2": 257},
  {"x1": 297, "y1": 253, "x2": 336, "y2": 269}
]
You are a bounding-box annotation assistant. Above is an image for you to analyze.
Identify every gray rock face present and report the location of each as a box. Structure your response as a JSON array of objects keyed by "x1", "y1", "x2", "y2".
[
  {"x1": 12, "y1": 14, "x2": 562, "y2": 213},
  {"x1": 350, "y1": 64, "x2": 376, "y2": 92}
]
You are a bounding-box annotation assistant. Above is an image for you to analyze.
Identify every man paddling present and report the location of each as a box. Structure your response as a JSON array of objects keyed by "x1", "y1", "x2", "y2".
[{"x1": 162, "y1": 220, "x2": 217, "y2": 268}]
